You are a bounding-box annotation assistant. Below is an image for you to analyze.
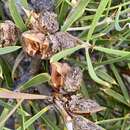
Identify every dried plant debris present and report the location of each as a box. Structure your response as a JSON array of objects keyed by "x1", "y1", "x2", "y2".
[
  {"x1": 51, "y1": 62, "x2": 83, "y2": 93},
  {"x1": 21, "y1": 30, "x2": 53, "y2": 59},
  {"x1": 29, "y1": 0, "x2": 54, "y2": 12},
  {"x1": 33, "y1": 11, "x2": 59, "y2": 34},
  {"x1": 73, "y1": 116, "x2": 104, "y2": 130},
  {"x1": 49, "y1": 32, "x2": 79, "y2": 53},
  {"x1": 0, "y1": 20, "x2": 19, "y2": 47},
  {"x1": 68, "y1": 95, "x2": 105, "y2": 114}
]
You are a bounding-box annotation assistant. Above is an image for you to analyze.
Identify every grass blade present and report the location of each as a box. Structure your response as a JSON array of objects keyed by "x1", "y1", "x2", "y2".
[
  {"x1": 85, "y1": 48, "x2": 111, "y2": 88},
  {"x1": 16, "y1": 106, "x2": 51, "y2": 130},
  {"x1": 110, "y1": 64, "x2": 130, "y2": 103},
  {"x1": 95, "y1": 68, "x2": 117, "y2": 85},
  {"x1": 0, "y1": 108, "x2": 9, "y2": 129},
  {"x1": 50, "y1": 45, "x2": 83, "y2": 63},
  {"x1": 115, "y1": 6, "x2": 129, "y2": 31},
  {"x1": 0, "y1": 46, "x2": 21, "y2": 55},
  {"x1": 96, "y1": 115, "x2": 130, "y2": 124},
  {"x1": 8, "y1": 0, "x2": 26, "y2": 31},
  {"x1": 87, "y1": 0, "x2": 109, "y2": 40},
  {"x1": 61, "y1": 0, "x2": 91, "y2": 31},
  {"x1": 95, "y1": 54, "x2": 130, "y2": 66},
  {"x1": 0, "y1": 58, "x2": 13, "y2": 88},
  {"x1": 102, "y1": 88, "x2": 130, "y2": 107},
  {"x1": 58, "y1": 1, "x2": 68, "y2": 25},
  {"x1": 31, "y1": 102, "x2": 60, "y2": 130},
  {"x1": 94, "y1": 46, "x2": 130, "y2": 56},
  {"x1": 21, "y1": 0, "x2": 28, "y2": 8},
  {"x1": 0, "y1": 99, "x2": 23, "y2": 128},
  {"x1": 0, "y1": 100, "x2": 30, "y2": 116},
  {"x1": 0, "y1": 64, "x2": 3, "y2": 79},
  {"x1": 19, "y1": 73, "x2": 50, "y2": 91}
]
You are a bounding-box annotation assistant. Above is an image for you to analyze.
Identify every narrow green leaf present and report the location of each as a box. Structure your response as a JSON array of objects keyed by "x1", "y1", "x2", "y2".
[
  {"x1": 21, "y1": 0, "x2": 28, "y2": 8},
  {"x1": 0, "y1": 46, "x2": 21, "y2": 55},
  {"x1": 0, "y1": 99, "x2": 23, "y2": 128},
  {"x1": 96, "y1": 54, "x2": 130, "y2": 66},
  {"x1": 86, "y1": 49, "x2": 111, "y2": 88},
  {"x1": 20, "y1": 73, "x2": 51, "y2": 91},
  {"x1": 0, "y1": 100, "x2": 30, "y2": 116},
  {"x1": 102, "y1": 88, "x2": 130, "y2": 107},
  {"x1": 0, "y1": 64, "x2": 3, "y2": 79},
  {"x1": 61, "y1": 0, "x2": 91, "y2": 31},
  {"x1": 0, "y1": 108, "x2": 9, "y2": 129},
  {"x1": 58, "y1": 1, "x2": 68, "y2": 25},
  {"x1": 8, "y1": 0, "x2": 26, "y2": 31},
  {"x1": 95, "y1": 68, "x2": 117, "y2": 85},
  {"x1": 31, "y1": 103, "x2": 60, "y2": 130},
  {"x1": 20, "y1": 105, "x2": 26, "y2": 130},
  {"x1": 50, "y1": 45, "x2": 83, "y2": 63},
  {"x1": 0, "y1": 58, "x2": 13, "y2": 88},
  {"x1": 87, "y1": 0, "x2": 109, "y2": 40},
  {"x1": 3, "y1": 127, "x2": 12, "y2": 130},
  {"x1": 12, "y1": 51, "x2": 24, "y2": 79},
  {"x1": 115, "y1": 6, "x2": 122, "y2": 31},
  {"x1": 110, "y1": 64, "x2": 130, "y2": 103},
  {"x1": 16, "y1": 106, "x2": 51, "y2": 130},
  {"x1": 115, "y1": 6, "x2": 129, "y2": 31},
  {"x1": 96, "y1": 115, "x2": 130, "y2": 124},
  {"x1": 94, "y1": 46, "x2": 130, "y2": 56}
]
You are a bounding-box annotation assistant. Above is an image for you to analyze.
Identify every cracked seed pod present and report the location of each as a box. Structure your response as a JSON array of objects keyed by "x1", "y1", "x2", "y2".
[
  {"x1": 73, "y1": 116, "x2": 104, "y2": 130},
  {"x1": 33, "y1": 11, "x2": 59, "y2": 34},
  {"x1": 51, "y1": 62, "x2": 71, "y2": 89},
  {"x1": 51, "y1": 62, "x2": 82, "y2": 93},
  {"x1": 29, "y1": 0, "x2": 54, "y2": 12},
  {"x1": 21, "y1": 30, "x2": 53, "y2": 59},
  {"x1": 64, "y1": 66, "x2": 82, "y2": 92},
  {"x1": 67, "y1": 95, "x2": 105, "y2": 114},
  {"x1": 48, "y1": 32, "x2": 79, "y2": 53},
  {"x1": 0, "y1": 20, "x2": 19, "y2": 47}
]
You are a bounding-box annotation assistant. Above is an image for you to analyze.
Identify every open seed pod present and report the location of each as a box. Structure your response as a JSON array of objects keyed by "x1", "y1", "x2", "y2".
[
  {"x1": 22, "y1": 30, "x2": 79, "y2": 59},
  {"x1": 32, "y1": 11, "x2": 59, "y2": 34},
  {"x1": 51, "y1": 62, "x2": 71, "y2": 89},
  {"x1": 21, "y1": 30, "x2": 53, "y2": 59},
  {"x1": 0, "y1": 20, "x2": 19, "y2": 47},
  {"x1": 73, "y1": 115, "x2": 104, "y2": 130},
  {"x1": 51, "y1": 62, "x2": 82, "y2": 93},
  {"x1": 67, "y1": 94, "x2": 105, "y2": 114}
]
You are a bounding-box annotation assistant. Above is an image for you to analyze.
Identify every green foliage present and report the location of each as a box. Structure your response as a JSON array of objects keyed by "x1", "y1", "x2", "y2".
[
  {"x1": 0, "y1": 46, "x2": 21, "y2": 55},
  {"x1": 50, "y1": 45, "x2": 83, "y2": 62},
  {"x1": 1, "y1": 0, "x2": 130, "y2": 129},
  {"x1": 61, "y1": 0, "x2": 91, "y2": 31},
  {"x1": 8, "y1": 0, "x2": 27, "y2": 31},
  {"x1": 19, "y1": 73, "x2": 51, "y2": 91}
]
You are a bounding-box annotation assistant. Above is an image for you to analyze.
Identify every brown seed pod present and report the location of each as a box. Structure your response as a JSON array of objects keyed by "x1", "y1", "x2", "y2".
[
  {"x1": 51, "y1": 62, "x2": 71, "y2": 89},
  {"x1": 63, "y1": 66, "x2": 82, "y2": 93},
  {"x1": 29, "y1": 0, "x2": 54, "y2": 13},
  {"x1": 68, "y1": 95, "x2": 105, "y2": 114},
  {"x1": 48, "y1": 32, "x2": 79, "y2": 53},
  {"x1": 21, "y1": 30, "x2": 53, "y2": 59},
  {"x1": 51, "y1": 62, "x2": 82, "y2": 93},
  {"x1": 21, "y1": 31, "x2": 79, "y2": 59},
  {"x1": 33, "y1": 11, "x2": 59, "y2": 34},
  {"x1": 73, "y1": 115, "x2": 104, "y2": 130},
  {"x1": 0, "y1": 20, "x2": 19, "y2": 47}
]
